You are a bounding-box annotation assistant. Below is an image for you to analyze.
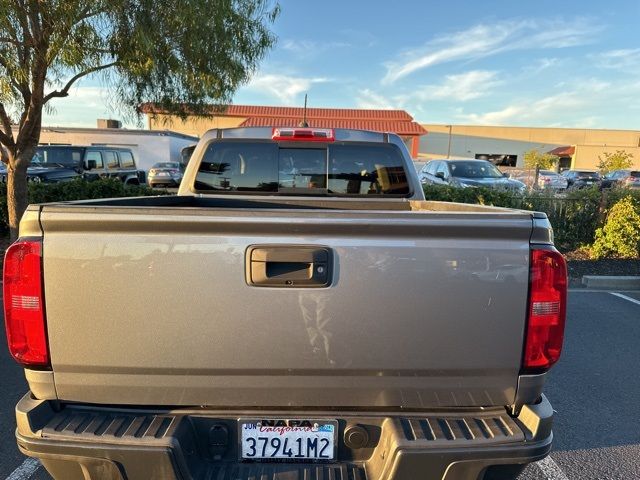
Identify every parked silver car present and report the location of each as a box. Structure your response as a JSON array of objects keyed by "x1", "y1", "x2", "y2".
[
  {"x1": 147, "y1": 161, "x2": 184, "y2": 188},
  {"x1": 510, "y1": 169, "x2": 568, "y2": 191}
]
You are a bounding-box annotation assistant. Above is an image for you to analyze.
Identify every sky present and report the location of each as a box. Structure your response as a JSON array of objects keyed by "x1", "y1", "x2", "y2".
[{"x1": 43, "y1": 0, "x2": 640, "y2": 130}]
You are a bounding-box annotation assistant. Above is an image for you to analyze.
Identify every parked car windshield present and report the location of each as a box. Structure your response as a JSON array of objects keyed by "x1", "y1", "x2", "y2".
[
  {"x1": 195, "y1": 141, "x2": 410, "y2": 196},
  {"x1": 448, "y1": 161, "x2": 503, "y2": 179},
  {"x1": 32, "y1": 146, "x2": 85, "y2": 168}
]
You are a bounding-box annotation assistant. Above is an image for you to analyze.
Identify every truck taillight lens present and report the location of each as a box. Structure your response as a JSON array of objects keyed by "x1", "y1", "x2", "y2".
[
  {"x1": 3, "y1": 240, "x2": 49, "y2": 367},
  {"x1": 523, "y1": 248, "x2": 567, "y2": 373}
]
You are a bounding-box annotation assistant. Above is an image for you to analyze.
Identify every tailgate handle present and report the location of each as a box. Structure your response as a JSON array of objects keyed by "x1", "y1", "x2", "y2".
[{"x1": 246, "y1": 246, "x2": 332, "y2": 288}]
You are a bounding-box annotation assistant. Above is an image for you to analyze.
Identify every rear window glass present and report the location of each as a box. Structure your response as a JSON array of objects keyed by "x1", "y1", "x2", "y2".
[
  {"x1": 33, "y1": 147, "x2": 84, "y2": 168},
  {"x1": 630, "y1": 171, "x2": 640, "y2": 178},
  {"x1": 577, "y1": 171, "x2": 600, "y2": 178},
  {"x1": 119, "y1": 151, "x2": 135, "y2": 168},
  {"x1": 195, "y1": 142, "x2": 410, "y2": 195}
]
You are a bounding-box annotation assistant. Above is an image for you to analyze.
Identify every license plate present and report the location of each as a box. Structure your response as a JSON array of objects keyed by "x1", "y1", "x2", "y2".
[
  {"x1": 239, "y1": 420, "x2": 337, "y2": 461},
  {"x1": 157, "y1": 172, "x2": 169, "y2": 176}
]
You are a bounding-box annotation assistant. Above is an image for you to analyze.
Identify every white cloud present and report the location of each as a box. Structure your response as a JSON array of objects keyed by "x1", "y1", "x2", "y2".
[
  {"x1": 244, "y1": 74, "x2": 329, "y2": 105},
  {"x1": 43, "y1": 86, "x2": 129, "y2": 128},
  {"x1": 356, "y1": 70, "x2": 499, "y2": 113},
  {"x1": 355, "y1": 89, "x2": 396, "y2": 109},
  {"x1": 382, "y1": 17, "x2": 601, "y2": 84},
  {"x1": 413, "y1": 70, "x2": 501, "y2": 102},
  {"x1": 281, "y1": 39, "x2": 351, "y2": 55},
  {"x1": 592, "y1": 48, "x2": 640, "y2": 70},
  {"x1": 456, "y1": 79, "x2": 615, "y2": 126},
  {"x1": 522, "y1": 58, "x2": 560, "y2": 75}
]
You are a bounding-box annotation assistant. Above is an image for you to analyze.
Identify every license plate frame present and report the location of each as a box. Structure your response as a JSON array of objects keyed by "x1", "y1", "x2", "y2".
[{"x1": 238, "y1": 419, "x2": 338, "y2": 462}]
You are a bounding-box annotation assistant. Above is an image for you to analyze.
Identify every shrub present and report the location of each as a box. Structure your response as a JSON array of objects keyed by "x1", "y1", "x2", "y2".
[
  {"x1": 423, "y1": 184, "x2": 605, "y2": 252},
  {"x1": 0, "y1": 178, "x2": 163, "y2": 235},
  {"x1": 591, "y1": 196, "x2": 640, "y2": 259}
]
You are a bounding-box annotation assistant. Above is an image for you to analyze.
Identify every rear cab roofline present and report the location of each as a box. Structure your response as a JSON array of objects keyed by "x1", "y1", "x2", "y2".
[{"x1": 178, "y1": 127, "x2": 419, "y2": 197}]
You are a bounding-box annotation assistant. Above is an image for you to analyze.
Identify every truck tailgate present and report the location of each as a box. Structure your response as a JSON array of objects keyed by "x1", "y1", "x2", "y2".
[{"x1": 41, "y1": 206, "x2": 533, "y2": 408}]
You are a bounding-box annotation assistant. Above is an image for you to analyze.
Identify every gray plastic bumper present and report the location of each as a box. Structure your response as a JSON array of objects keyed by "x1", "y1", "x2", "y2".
[{"x1": 15, "y1": 393, "x2": 553, "y2": 480}]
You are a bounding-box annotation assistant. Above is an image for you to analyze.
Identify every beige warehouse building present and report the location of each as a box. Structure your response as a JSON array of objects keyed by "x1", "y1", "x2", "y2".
[{"x1": 420, "y1": 124, "x2": 640, "y2": 171}]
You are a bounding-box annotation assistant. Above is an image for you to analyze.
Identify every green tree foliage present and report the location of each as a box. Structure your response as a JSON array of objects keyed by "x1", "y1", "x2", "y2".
[
  {"x1": 0, "y1": 0, "x2": 279, "y2": 239},
  {"x1": 523, "y1": 149, "x2": 560, "y2": 170},
  {"x1": 591, "y1": 196, "x2": 640, "y2": 259},
  {"x1": 597, "y1": 150, "x2": 635, "y2": 174}
]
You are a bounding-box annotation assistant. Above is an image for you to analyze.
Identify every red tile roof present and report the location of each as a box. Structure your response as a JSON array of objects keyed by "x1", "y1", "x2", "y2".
[
  {"x1": 547, "y1": 146, "x2": 575, "y2": 156},
  {"x1": 139, "y1": 103, "x2": 427, "y2": 136},
  {"x1": 224, "y1": 105, "x2": 413, "y2": 121},
  {"x1": 240, "y1": 116, "x2": 427, "y2": 136}
]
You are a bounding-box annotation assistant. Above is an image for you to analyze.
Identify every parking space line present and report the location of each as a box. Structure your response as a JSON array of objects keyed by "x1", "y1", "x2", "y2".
[
  {"x1": 609, "y1": 292, "x2": 640, "y2": 306},
  {"x1": 5, "y1": 458, "x2": 40, "y2": 480},
  {"x1": 536, "y1": 456, "x2": 570, "y2": 480}
]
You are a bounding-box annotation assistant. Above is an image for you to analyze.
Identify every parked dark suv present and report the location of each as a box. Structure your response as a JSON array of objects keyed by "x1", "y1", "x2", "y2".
[
  {"x1": 560, "y1": 169, "x2": 601, "y2": 189},
  {"x1": 1, "y1": 145, "x2": 145, "y2": 184}
]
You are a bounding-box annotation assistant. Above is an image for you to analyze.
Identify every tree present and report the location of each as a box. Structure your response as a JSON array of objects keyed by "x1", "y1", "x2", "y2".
[
  {"x1": 0, "y1": 0, "x2": 279, "y2": 240},
  {"x1": 597, "y1": 150, "x2": 634, "y2": 175},
  {"x1": 523, "y1": 149, "x2": 559, "y2": 171}
]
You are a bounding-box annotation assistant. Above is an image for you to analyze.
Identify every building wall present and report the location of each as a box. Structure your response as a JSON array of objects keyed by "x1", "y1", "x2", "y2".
[
  {"x1": 421, "y1": 124, "x2": 640, "y2": 169},
  {"x1": 418, "y1": 131, "x2": 563, "y2": 165},
  {"x1": 572, "y1": 145, "x2": 640, "y2": 170},
  {"x1": 147, "y1": 115, "x2": 246, "y2": 137},
  {"x1": 422, "y1": 124, "x2": 640, "y2": 146}
]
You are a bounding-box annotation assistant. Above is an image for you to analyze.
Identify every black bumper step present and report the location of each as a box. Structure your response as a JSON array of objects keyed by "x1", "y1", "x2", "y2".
[{"x1": 15, "y1": 394, "x2": 554, "y2": 480}]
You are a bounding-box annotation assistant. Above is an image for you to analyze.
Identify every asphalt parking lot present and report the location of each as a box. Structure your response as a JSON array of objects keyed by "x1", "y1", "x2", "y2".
[{"x1": 0, "y1": 290, "x2": 639, "y2": 480}]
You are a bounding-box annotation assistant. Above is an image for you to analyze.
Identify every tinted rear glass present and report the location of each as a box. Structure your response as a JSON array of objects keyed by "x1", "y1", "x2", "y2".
[
  {"x1": 153, "y1": 162, "x2": 180, "y2": 169},
  {"x1": 577, "y1": 171, "x2": 600, "y2": 178},
  {"x1": 119, "y1": 151, "x2": 135, "y2": 168},
  {"x1": 630, "y1": 171, "x2": 640, "y2": 178},
  {"x1": 195, "y1": 141, "x2": 410, "y2": 195},
  {"x1": 33, "y1": 147, "x2": 84, "y2": 167}
]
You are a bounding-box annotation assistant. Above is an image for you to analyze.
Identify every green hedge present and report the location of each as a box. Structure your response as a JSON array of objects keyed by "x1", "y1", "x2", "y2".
[
  {"x1": 0, "y1": 178, "x2": 162, "y2": 234},
  {"x1": 423, "y1": 185, "x2": 640, "y2": 253},
  {"x1": 1, "y1": 179, "x2": 638, "y2": 255}
]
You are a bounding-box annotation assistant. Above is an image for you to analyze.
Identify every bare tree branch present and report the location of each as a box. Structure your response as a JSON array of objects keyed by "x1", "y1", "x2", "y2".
[
  {"x1": 10, "y1": 0, "x2": 34, "y2": 45},
  {"x1": 43, "y1": 62, "x2": 118, "y2": 103},
  {"x1": 0, "y1": 130, "x2": 14, "y2": 148},
  {"x1": 0, "y1": 36, "x2": 32, "y2": 46},
  {"x1": 0, "y1": 103, "x2": 14, "y2": 142}
]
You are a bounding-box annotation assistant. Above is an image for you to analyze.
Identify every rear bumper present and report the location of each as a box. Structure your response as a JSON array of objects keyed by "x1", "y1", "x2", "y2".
[{"x1": 15, "y1": 393, "x2": 553, "y2": 480}]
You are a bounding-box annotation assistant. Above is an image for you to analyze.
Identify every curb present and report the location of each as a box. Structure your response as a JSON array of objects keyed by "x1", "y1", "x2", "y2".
[{"x1": 582, "y1": 275, "x2": 640, "y2": 290}]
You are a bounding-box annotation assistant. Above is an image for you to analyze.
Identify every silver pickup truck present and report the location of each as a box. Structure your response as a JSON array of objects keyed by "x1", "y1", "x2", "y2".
[{"x1": 5, "y1": 127, "x2": 567, "y2": 480}]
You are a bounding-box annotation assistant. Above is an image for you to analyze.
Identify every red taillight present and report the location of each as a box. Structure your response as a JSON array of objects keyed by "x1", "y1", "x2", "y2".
[
  {"x1": 523, "y1": 248, "x2": 567, "y2": 373},
  {"x1": 272, "y1": 128, "x2": 335, "y2": 142},
  {"x1": 3, "y1": 239, "x2": 49, "y2": 367}
]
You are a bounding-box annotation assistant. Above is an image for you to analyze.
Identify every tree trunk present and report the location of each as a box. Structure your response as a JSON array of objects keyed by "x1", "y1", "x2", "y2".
[{"x1": 7, "y1": 154, "x2": 31, "y2": 242}]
